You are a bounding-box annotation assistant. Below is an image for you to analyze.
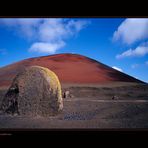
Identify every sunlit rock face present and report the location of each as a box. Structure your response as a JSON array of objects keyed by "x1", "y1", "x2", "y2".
[{"x1": 0, "y1": 66, "x2": 63, "y2": 116}]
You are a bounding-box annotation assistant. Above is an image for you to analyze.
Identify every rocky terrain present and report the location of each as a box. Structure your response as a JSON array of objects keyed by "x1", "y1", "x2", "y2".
[
  {"x1": 0, "y1": 54, "x2": 147, "y2": 129},
  {"x1": 0, "y1": 82, "x2": 148, "y2": 128}
]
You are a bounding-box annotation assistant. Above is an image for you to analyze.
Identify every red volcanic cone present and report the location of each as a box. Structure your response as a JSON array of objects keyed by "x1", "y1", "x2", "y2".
[{"x1": 0, "y1": 53, "x2": 144, "y2": 89}]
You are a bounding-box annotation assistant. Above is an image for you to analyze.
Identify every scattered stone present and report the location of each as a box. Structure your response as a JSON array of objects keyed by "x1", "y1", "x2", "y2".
[
  {"x1": 112, "y1": 95, "x2": 118, "y2": 100},
  {"x1": 63, "y1": 90, "x2": 73, "y2": 98}
]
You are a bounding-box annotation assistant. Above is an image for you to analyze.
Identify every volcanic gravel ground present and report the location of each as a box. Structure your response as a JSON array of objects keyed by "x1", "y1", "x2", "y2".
[{"x1": 0, "y1": 83, "x2": 148, "y2": 128}]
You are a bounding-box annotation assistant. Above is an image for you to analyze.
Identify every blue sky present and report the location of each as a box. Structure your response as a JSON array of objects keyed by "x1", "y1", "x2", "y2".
[{"x1": 0, "y1": 18, "x2": 148, "y2": 82}]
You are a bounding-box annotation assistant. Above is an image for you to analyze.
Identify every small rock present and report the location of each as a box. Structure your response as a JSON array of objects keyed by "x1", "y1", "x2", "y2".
[
  {"x1": 112, "y1": 95, "x2": 118, "y2": 100},
  {"x1": 63, "y1": 90, "x2": 72, "y2": 98}
]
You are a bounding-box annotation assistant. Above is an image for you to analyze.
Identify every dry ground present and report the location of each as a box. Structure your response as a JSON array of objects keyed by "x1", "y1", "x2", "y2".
[{"x1": 0, "y1": 82, "x2": 148, "y2": 129}]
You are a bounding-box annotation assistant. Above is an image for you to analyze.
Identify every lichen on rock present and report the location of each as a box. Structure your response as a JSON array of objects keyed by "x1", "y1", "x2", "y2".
[{"x1": 0, "y1": 66, "x2": 63, "y2": 117}]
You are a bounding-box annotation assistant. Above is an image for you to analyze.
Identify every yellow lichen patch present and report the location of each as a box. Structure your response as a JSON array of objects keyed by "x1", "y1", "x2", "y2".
[{"x1": 29, "y1": 66, "x2": 62, "y2": 100}]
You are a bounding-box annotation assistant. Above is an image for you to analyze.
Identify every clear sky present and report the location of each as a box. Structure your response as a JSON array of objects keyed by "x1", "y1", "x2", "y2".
[{"x1": 0, "y1": 18, "x2": 148, "y2": 82}]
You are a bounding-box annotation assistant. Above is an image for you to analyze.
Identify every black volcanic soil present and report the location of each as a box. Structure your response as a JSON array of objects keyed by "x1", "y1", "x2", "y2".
[{"x1": 0, "y1": 82, "x2": 148, "y2": 128}]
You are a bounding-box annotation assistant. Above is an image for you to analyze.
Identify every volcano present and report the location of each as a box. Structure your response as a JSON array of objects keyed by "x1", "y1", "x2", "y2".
[{"x1": 0, "y1": 53, "x2": 143, "y2": 89}]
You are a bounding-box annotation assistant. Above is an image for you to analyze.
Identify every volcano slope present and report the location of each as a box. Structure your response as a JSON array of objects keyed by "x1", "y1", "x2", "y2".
[
  {"x1": 0, "y1": 53, "x2": 148, "y2": 128},
  {"x1": 0, "y1": 53, "x2": 143, "y2": 89}
]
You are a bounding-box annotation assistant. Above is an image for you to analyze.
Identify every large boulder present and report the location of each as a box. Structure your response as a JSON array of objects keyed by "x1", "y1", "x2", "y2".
[{"x1": 0, "y1": 66, "x2": 63, "y2": 116}]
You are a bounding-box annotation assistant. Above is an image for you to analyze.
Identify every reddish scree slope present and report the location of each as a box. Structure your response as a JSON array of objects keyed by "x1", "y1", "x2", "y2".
[{"x1": 0, "y1": 53, "x2": 143, "y2": 88}]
